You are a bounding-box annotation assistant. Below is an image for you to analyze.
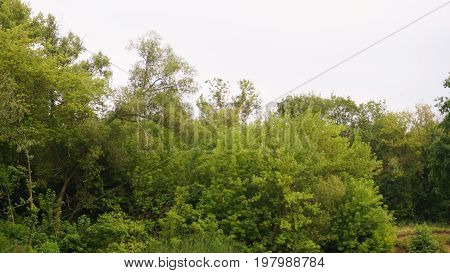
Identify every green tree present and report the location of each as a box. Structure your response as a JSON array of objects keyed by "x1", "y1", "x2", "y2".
[
  {"x1": 0, "y1": 2, "x2": 112, "y2": 235},
  {"x1": 197, "y1": 78, "x2": 261, "y2": 124},
  {"x1": 0, "y1": 0, "x2": 30, "y2": 29}
]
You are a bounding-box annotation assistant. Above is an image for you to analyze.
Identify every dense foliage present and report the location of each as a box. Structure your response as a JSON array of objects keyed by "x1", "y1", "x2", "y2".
[
  {"x1": 0, "y1": 0, "x2": 448, "y2": 253},
  {"x1": 408, "y1": 225, "x2": 438, "y2": 253}
]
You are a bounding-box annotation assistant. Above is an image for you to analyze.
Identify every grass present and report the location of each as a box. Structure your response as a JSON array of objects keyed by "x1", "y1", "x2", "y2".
[
  {"x1": 156, "y1": 233, "x2": 242, "y2": 253},
  {"x1": 394, "y1": 224, "x2": 450, "y2": 253}
]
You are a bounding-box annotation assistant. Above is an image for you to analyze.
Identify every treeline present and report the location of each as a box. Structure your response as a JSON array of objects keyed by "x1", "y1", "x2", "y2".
[
  {"x1": 278, "y1": 94, "x2": 450, "y2": 222},
  {"x1": 0, "y1": 0, "x2": 448, "y2": 253}
]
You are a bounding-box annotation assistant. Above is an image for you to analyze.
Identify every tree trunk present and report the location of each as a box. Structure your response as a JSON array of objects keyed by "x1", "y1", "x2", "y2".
[
  {"x1": 25, "y1": 148, "x2": 33, "y2": 211},
  {"x1": 54, "y1": 165, "x2": 78, "y2": 235},
  {"x1": 7, "y1": 194, "x2": 14, "y2": 224}
]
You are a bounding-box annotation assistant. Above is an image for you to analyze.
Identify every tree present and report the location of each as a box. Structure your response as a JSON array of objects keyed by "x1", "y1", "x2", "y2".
[
  {"x1": 422, "y1": 81, "x2": 450, "y2": 221},
  {"x1": 277, "y1": 94, "x2": 384, "y2": 138},
  {"x1": 0, "y1": 3, "x2": 112, "y2": 234},
  {"x1": 197, "y1": 78, "x2": 261, "y2": 124},
  {"x1": 0, "y1": 0, "x2": 30, "y2": 29},
  {"x1": 188, "y1": 113, "x2": 393, "y2": 252},
  {"x1": 113, "y1": 32, "x2": 196, "y2": 124},
  {"x1": 444, "y1": 73, "x2": 450, "y2": 88},
  {"x1": 232, "y1": 80, "x2": 261, "y2": 122}
]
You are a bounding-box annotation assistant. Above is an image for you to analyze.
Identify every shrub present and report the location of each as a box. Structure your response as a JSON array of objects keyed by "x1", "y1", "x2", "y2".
[
  {"x1": 0, "y1": 221, "x2": 30, "y2": 252},
  {"x1": 0, "y1": 233, "x2": 12, "y2": 252},
  {"x1": 408, "y1": 225, "x2": 438, "y2": 253},
  {"x1": 36, "y1": 241, "x2": 59, "y2": 253},
  {"x1": 58, "y1": 215, "x2": 91, "y2": 253},
  {"x1": 83, "y1": 211, "x2": 150, "y2": 252},
  {"x1": 327, "y1": 178, "x2": 395, "y2": 252}
]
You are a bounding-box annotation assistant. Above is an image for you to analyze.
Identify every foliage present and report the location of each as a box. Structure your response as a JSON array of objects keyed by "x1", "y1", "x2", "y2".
[
  {"x1": 157, "y1": 232, "x2": 241, "y2": 253},
  {"x1": 35, "y1": 240, "x2": 59, "y2": 253},
  {"x1": 395, "y1": 225, "x2": 450, "y2": 253},
  {"x1": 81, "y1": 211, "x2": 150, "y2": 252},
  {"x1": 0, "y1": 220, "x2": 30, "y2": 252},
  {"x1": 408, "y1": 225, "x2": 438, "y2": 253},
  {"x1": 0, "y1": 0, "x2": 447, "y2": 253},
  {"x1": 278, "y1": 94, "x2": 448, "y2": 223},
  {"x1": 327, "y1": 178, "x2": 394, "y2": 252}
]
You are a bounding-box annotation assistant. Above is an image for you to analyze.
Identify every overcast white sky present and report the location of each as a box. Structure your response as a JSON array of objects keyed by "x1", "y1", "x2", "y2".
[{"x1": 26, "y1": 0, "x2": 450, "y2": 111}]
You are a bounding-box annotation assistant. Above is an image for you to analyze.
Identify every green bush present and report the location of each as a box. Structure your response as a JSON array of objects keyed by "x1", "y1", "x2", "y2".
[
  {"x1": 58, "y1": 215, "x2": 91, "y2": 253},
  {"x1": 408, "y1": 225, "x2": 438, "y2": 253},
  {"x1": 82, "y1": 211, "x2": 151, "y2": 252},
  {"x1": 0, "y1": 221, "x2": 30, "y2": 252},
  {"x1": 186, "y1": 114, "x2": 394, "y2": 252},
  {"x1": 327, "y1": 178, "x2": 395, "y2": 252},
  {"x1": 0, "y1": 233, "x2": 12, "y2": 252},
  {"x1": 36, "y1": 241, "x2": 59, "y2": 253}
]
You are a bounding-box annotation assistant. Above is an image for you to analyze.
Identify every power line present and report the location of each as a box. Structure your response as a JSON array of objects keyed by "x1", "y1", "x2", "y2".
[
  {"x1": 80, "y1": 1, "x2": 450, "y2": 109},
  {"x1": 267, "y1": 1, "x2": 450, "y2": 105},
  {"x1": 83, "y1": 47, "x2": 130, "y2": 75}
]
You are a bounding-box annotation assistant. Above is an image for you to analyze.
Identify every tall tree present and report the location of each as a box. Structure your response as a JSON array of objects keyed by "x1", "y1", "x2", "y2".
[
  {"x1": 197, "y1": 78, "x2": 261, "y2": 124},
  {"x1": 0, "y1": 2, "x2": 112, "y2": 234}
]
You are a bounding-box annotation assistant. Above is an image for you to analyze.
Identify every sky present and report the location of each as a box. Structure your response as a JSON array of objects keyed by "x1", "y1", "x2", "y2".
[{"x1": 26, "y1": 0, "x2": 450, "y2": 111}]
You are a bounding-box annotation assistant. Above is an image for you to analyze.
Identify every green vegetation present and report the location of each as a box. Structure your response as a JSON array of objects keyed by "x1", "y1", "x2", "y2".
[
  {"x1": 395, "y1": 225, "x2": 450, "y2": 253},
  {"x1": 408, "y1": 225, "x2": 438, "y2": 253},
  {"x1": 0, "y1": 0, "x2": 448, "y2": 253}
]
